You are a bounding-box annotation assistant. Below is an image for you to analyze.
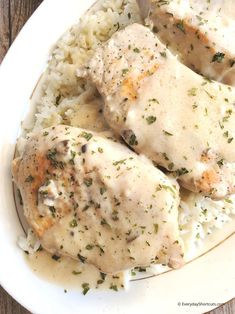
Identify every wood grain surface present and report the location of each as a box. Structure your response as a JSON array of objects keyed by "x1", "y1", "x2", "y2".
[{"x1": 0, "y1": 0, "x2": 234, "y2": 313}]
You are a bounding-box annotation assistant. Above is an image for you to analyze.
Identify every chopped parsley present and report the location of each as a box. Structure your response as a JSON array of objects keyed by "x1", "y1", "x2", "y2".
[
  {"x1": 82, "y1": 283, "x2": 90, "y2": 295},
  {"x1": 85, "y1": 244, "x2": 94, "y2": 250},
  {"x1": 70, "y1": 219, "x2": 78, "y2": 228},
  {"x1": 72, "y1": 270, "x2": 82, "y2": 275},
  {"x1": 230, "y1": 59, "x2": 235, "y2": 67},
  {"x1": 113, "y1": 159, "x2": 127, "y2": 166},
  {"x1": 55, "y1": 95, "x2": 61, "y2": 106},
  {"x1": 25, "y1": 175, "x2": 34, "y2": 183},
  {"x1": 160, "y1": 51, "x2": 167, "y2": 58},
  {"x1": 100, "y1": 272, "x2": 107, "y2": 281},
  {"x1": 163, "y1": 130, "x2": 173, "y2": 136},
  {"x1": 84, "y1": 178, "x2": 93, "y2": 187},
  {"x1": 133, "y1": 47, "x2": 140, "y2": 53},
  {"x1": 188, "y1": 87, "x2": 197, "y2": 96},
  {"x1": 47, "y1": 149, "x2": 64, "y2": 169},
  {"x1": 80, "y1": 131, "x2": 93, "y2": 141},
  {"x1": 175, "y1": 168, "x2": 189, "y2": 176},
  {"x1": 176, "y1": 20, "x2": 185, "y2": 33},
  {"x1": 100, "y1": 187, "x2": 107, "y2": 195},
  {"x1": 49, "y1": 206, "x2": 56, "y2": 217},
  {"x1": 217, "y1": 159, "x2": 224, "y2": 167},
  {"x1": 123, "y1": 130, "x2": 138, "y2": 146},
  {"x1": 212, "y1": 52, "x2": 225, "y2": 63},
  {"x1": 146, "y1": 116, "x2": 157, "y2": 125},
  {"x1": 109, "y1": 284, "x2": 118, "y2": 292},
  {"x1": 52, "y1": 255, "x2": 60, "y2": 261},
  {"x1": 101, "y1": 218, "x2": 110, "y2": 227},
  {"x1": 122, "y1": 68, "x2": 129, "y2": 75},
  {"x1": 225, "y1": 199, "x2": 233, "y2": 204},
  {"x1": 77, "y1": 254, "x2": 87, "y2": 264}
]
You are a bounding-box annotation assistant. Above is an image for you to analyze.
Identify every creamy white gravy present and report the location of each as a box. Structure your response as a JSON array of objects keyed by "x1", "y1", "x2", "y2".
[
  {"x1": 25, "y1": 215, "x2": 235, "y2": 289},
  {"x1": 26, "y1": 250, "x2": 127, "y2": 293}
]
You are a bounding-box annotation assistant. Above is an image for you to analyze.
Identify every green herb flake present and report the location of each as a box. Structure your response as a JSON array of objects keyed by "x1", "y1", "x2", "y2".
[
  {"x1": 217, "y1": 159, "x2": 224, "y2": 167},
  {"x1": 82, "y1": 283, "x2": 90, "y2": 295},
  {"x1": 49, "y1": 206, "x2": 56, "y2": 217},
  {"x1": 131, "y1": 270, "x2": 136, "y2": 276},
  {"x1": 113, "y1": 159, "x2": 127, "y2": 166},
  {"x1": 146, "y1": 116, "x2": 157, "y2": 125},
  {"x1": 212, "y1": 52, "x2": 225, "y2": 63},
  {"x1": 70, "y1": 219, "x2": 78, "y2": 228},
  {"x1": 80, "y1": 131, "x2": 93, "y2": 141},
  {"x1": 85, "y1": 244, "x2": 94, "y2": 250},
  {"x1": 72, "y1": 270, "x2": 82, "y2": 275},
  {"x1": 163, "y1": 130, "x2": 173, "y2": 136},
  {"x1": 100, "y1": 187, "x2": 107, "y2": 195},
  {"x1": 101, "y1": 218, "x2": 110, "y2": 227},
  {"x1": 122, "y1": 68, "x2": 129, "y2": 75},
  {"x1": 175, "y1": 168, "x2": 189, "y2": 176},
  {"x1": 47, "y1": 149, "x2": 64, "y2": 169},
  {"x1": 230, "y1": 59, "x2": 235, "y2": 67},
  {"x1": 123, "y1": 130, "x2": 138, "y2": 146},
  {"x1": 223, "y1": 131, "x2": 229, "y2": 138},
  {"x1": 153, "y1": 224, "x2": 159, "y2": 233},
  {"x1": 133, "y1": 48, "x2": 140, "y2": 53},
  {"x1": 100, "y1": 272, "x2": 107, "y2": 281},
  {"x1": 149, "y1": 98, "x2": 159, "y2": 103},
  {"x1": 77, "y1": 254, "x2": 87, "y2": 264},
  {"x1": 175, "y1": 20, "x2": 185, "y2": 33},
  {"x1": 110, "y1": 284, "x2": 118, "y2": 292},
  {"x1": 25, "y1": 175, "x2": 34, "y2": 183},
  {"x1": 97, "y1": 279, "x2": 104, "y2": 285},
  {"x1": 160, "y1": 51, "x2": 167, "y2": 58},
  {"x1": 188, "y1": 87, "x2": 197, "y2": 96},
  {"x1": 84, "y1": 178, "x2": 93, "y2": 187},
  {"x1": 129, "y1": 134, "x2": 138, "y2": 146},
  {"x1": 162, "y1": 152, "x2": 169, "y2": 161},
  {"x1": 52, "y1": 255, "x2": 60, "y2": 261},
  {"x1": 55, "y1": 95, "x2": 61, "y2": 106}
]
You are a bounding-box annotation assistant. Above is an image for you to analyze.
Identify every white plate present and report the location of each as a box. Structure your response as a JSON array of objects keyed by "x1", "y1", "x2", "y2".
[{"x1": 0, "y1": 0, "x2": 234, "y2": 313}]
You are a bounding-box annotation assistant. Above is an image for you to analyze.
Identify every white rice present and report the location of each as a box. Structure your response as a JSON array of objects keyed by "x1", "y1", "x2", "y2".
[{"x1": 19, "y1": 0, "x2": 235, "y2": 262}]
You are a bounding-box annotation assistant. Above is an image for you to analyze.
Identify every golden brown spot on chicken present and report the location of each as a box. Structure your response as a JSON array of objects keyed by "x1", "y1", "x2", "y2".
[
  {"x1": 121, "y1": 77, "x2": 138, "y2": 100},
  {"x1": 121, "y1": 64, "x2": 159, "y2": 100},
  {"x1": 196, "y1": 169, "x2": 220, "y2": 194}
]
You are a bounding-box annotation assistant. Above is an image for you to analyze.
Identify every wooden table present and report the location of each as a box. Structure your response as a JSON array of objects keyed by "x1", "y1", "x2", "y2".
[{"x1": 0, "y1": 0, "x2": 234, "y2": 313}]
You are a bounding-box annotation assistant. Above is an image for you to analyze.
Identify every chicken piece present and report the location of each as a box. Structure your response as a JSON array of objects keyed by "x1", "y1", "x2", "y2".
[
  {"x1": 137, "y1": 0, "x2": 235, "y2": 86},
  {"x1": 85, "y1": 23, "x2": 235, "y2": 199},
  {"x1": 12, "y1": 125, "x2": 184, "y2": 273}
]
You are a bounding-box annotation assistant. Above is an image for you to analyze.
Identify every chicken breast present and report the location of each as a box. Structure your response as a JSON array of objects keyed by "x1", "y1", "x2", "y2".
[
  {"x1": 85, "y1": 23, "x2": 235, "y2": 199},
  {"x1": 12, "y1": 125, "x2": 184, "y2": 273},
  {"x1": 137, "y1": 0, "x2": 235, "y2": 86}
]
